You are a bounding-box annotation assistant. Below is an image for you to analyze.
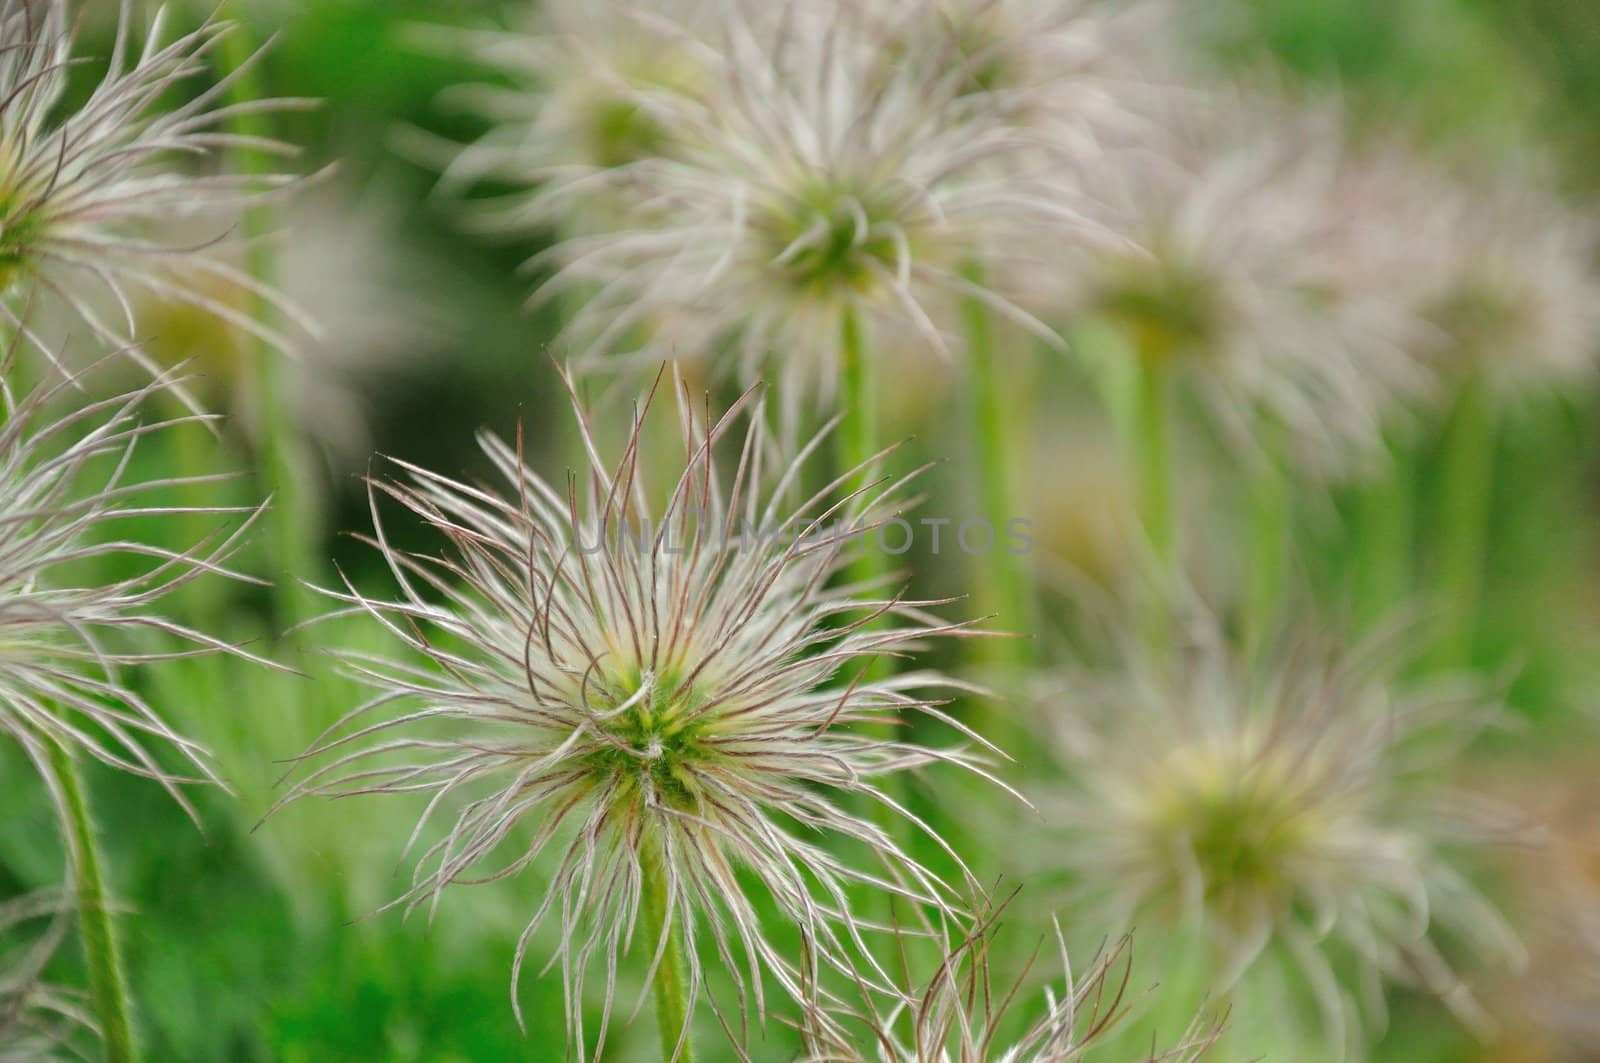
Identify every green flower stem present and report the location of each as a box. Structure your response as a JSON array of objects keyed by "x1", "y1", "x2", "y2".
[
  {"x1": 838, "y1": 304, "x2": 878, "y2": 520},
  {"x1": 1130, "y1": 357, "x2": 1176, "y2": 650},
  {"x1": 49, "y1": 741, "x2": 138, "y2": 1063},
  {"x1": 220, "y1": 12, "x2": 317, "y2": 631},
  {"x1": 1243, "y1": 419, "x2": 1289, "y2": 660},
  {"x1": 1430, "y1": 375, "x2": 1496, "y2": 670},
  {"x1": 1352, "y1": 436, "x2": 1413, "y2": 630},
  {"x1": 836, "y1": 303, "x2": 891, "y2": 693},
  {"x1": 639, "y1": 834, "x2": 695, "y2": 1063},
  {"x1": 962, "y1": 266, "x2": 1031, "y2": 666},
  {"x1": 834, "y1": 304, "x2": 905, "y2": 866}
]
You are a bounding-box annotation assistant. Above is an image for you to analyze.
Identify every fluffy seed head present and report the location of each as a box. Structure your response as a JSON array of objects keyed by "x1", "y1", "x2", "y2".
[
  {"x1": 1411, "y1": 153, "x2": 1600, "y2": 393},
  {"x1": 280, "y1": 370, "x2": 1010, "y2": 1056},
  {"x1": 1036, "y1": 609, "x2": 1523, "y2": 1055},
  {"x1": 0, "y1": 360, "x2": 266, "y2": 823},
  {"x1": 1478, "y1": 756, "x2": 1600, "y2": 1055},
  {"x1": 0, "y1": 0, "x2": 308, "y2": 381},
  {"x1": 494, "y1": 1, "x2": 1112, "y2": 421},
  {"x1": 1068, "y1": 89, "x2": 1434, "y2": 472},
  {"x1": 436, "y1": 0, "x2": 720, "y2": 194},
  {"x1": 885, "y1": 0, "x2": 1181, "y2": 149}
]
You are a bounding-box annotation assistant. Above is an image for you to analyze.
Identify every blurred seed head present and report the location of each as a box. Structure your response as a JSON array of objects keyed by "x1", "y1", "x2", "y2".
[
  {"x1": 1068, "y1": 88, "x2": 1436, "y2": 474},
  {"x1": 436, "y1": 0, "x2": 721, "y2": 199},
  {"x1": 887, "y1": 0, "x2": 1183, "y2": 150},
  {"x1": 1026, "y1": 414, "x2": 1139, "y2": 590},
  {"x1": 0, "y1": 0, "x2": 310, "y2": 387},
  {"x1": 0, "y1": 357, "x2": 267, "y2": 825},
  {"x1": 1035, "y1": 607, "x2": 1524, "y2": 1056},
  {"x1": 1411, "y1": 153, "x2": 1600, "y2": 395},
  {"x1": 278, "y1": 369, "x2": 1013, "y2": 1055},
  {"x1": 452, "y1": 0, "x2": 1119, "y2": 424}
]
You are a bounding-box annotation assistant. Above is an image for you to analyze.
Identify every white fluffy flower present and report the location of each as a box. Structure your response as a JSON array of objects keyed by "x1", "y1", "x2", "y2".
[
  {"x1": 0, "y1": 364, "x2": 266, "y2": 822},
  {"x1": 1068, "y1": 89, "x2": 1434, "y2": 472},
  {"x1": 887, "y1": 0, "x2": 1182, "y2": 151},
  {"x1": 1411, "y1": 152, "x2": 1600, "y2": 393},
  {"x1": 0, "y1": 0, "x2": 307, "y2": 379},
  {"x1": 435, "y1": 0, "x2": 721, "y2": 198},
  {"x1": 1035, "y1": 608, "x2": 1523, "y2": 1056},
  {"x1": 279, "y1": 370, "x2": 1011, "y2": 1055},
  {"x1": 483, "y1": 1, "x2": 1116, "y2": 420}
]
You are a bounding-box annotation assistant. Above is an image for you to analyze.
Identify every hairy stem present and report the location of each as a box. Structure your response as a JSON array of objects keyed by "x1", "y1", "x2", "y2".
[
  {"x1": 220, "y1": 12, "x2": 317, "y2": 631},
  {"x1": 49, "y1": 742, "x2": 138, "y2": 1063},
  {"x1": 639, "y1": 834, "x2": 695, "y2": 1063},
  {"x1": 1430, "y1": 375, "x2": 1495, "y2": 670},
  {"x1": 963, "y1": 266, "x2": 1030, "y2": 665}
]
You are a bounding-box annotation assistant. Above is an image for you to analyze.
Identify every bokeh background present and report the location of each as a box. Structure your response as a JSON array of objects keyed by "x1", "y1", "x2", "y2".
[{"x1": 4, "y1": 1, "x2": 1600, "y2": 1059}]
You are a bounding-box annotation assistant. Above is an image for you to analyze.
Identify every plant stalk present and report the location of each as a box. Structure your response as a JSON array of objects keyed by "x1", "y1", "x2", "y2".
[
  {"x1": 833, "y1": 303, "x2": 907, "y2": 866},
  {"x1": 639, "y1": 834, "x2": 696, "y2": 1063},
  {"x1": 836, "y1": 303, "x2": 891, "y2": 690},
  {"x1": 49, "y1": 742, "x2": 138, "y2": 1063},
  {"x1": 1243, "y1": 419, "x2": 1290, "y2": 659},
  {"x1": 962, "y1": 267, "x2": 1030, "y2": 665},
  {"x1": 838, "y1": 303, "x2": 878, "y2": 523},
  {"x1": 1430, "y1": 375, "x2": 1495, "y2": 670},
  {"x1": 1352, "y1": 435, "x2": 1413, "y2": 630},
  {"x1": 1130, "y1": 357, "x2": 1176, "y2": 650}
]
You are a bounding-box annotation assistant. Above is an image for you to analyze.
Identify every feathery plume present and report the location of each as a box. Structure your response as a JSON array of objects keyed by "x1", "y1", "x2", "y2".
[
  {"x1": 886, "y1": 0, "x2": 1181, "y2": 149},
  {"x1": 1412, "y1": 151, "x2": 1600, "y2": 394},
  {"x1": 1034, "y1": 606, "x2": 1523, "y2": 1056},
  {"x1": 0, "y1": 0, "x2": 310, "y2": 380},
  {"x1": 1479, "y1": 755, "x2": 1600, "y2": 1056},
  {"x1": 459, "y1": 0, "x2": 1115, "y2": 420},
  {"x1": 277, "y1": 370, "x2": 1012, "y2": 1056},
  {"x1": 433, "y1": 0, "x2": 720, "y2": 207},
  {"x1": 1067, "y1": 88, "x2": 1433, "y2": 472},
  {"x1": 0, "y1": 357, "x2": 266, "y2": 824}
]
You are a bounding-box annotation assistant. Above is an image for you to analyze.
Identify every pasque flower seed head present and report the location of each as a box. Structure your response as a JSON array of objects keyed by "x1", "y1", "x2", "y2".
[{"x1": 280, "y1": 369, "x2": 1016, "y2": 1056}]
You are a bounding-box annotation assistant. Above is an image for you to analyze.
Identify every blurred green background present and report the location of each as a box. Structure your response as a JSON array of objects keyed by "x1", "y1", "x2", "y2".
[{"x1": 4, "y1": 1, "x2": 1599, "y2": 1059}]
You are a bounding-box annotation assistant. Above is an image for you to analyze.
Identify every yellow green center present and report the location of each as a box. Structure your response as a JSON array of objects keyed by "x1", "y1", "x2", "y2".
[
  {"x1": 1099, "y1": 255, "x2": 1225, "y2": 364},
  {"x1": 0, "y1": 143, "x2": 45, "y2": 293},
  {"x1": 1145, "y1": 746, "x2": 1315, "y2": 916},
  {"x1": 581, "y1": 95, "x2": 670, "y2": 170},
  {"x1": 585, "y1": 666, "x2": 712, "y2": 813},
  {"x1": 763, "y1": 181, "x2": 910, "y2": 296},
  {"x1": 1430, "y1": 279, "x2": 1522, "y2": 362}
]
